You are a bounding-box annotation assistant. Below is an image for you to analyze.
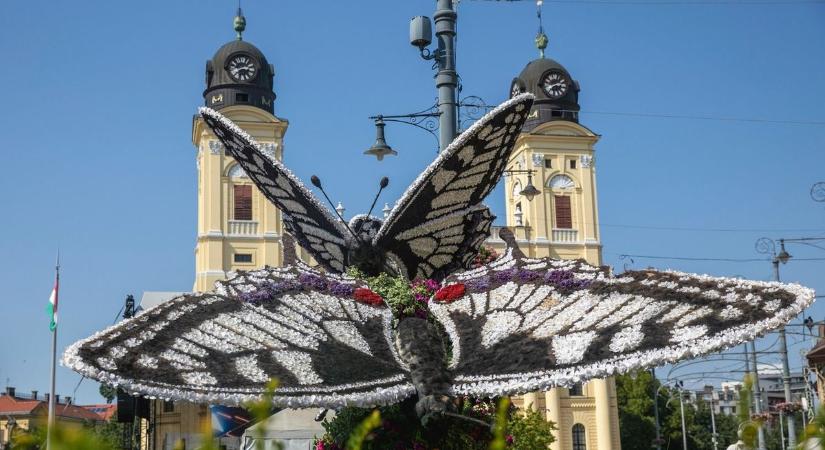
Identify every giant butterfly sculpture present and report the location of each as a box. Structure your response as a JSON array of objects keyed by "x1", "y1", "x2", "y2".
[{"x1": 64, "y1": 94, "x2": 814, "y2": 423}]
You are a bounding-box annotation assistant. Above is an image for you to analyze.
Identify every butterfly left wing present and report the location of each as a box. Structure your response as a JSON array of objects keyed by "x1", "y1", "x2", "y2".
[
  {"x1": 429, "y1": 229, "x2": 816, "y2": 397},
  {"x1": 199, "y1": 107, "x2": 350, "y2": 273},
  {"x1": 63, "y1": 265, "x2": 413, "y2": 408},
  {"x1": 374, "y1": 94, "x2": 534, "y2": 281}
]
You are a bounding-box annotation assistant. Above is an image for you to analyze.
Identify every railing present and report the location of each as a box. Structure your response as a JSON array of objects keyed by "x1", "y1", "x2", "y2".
[
  {"x1": 487, "y1": 226, "x2": 530, "y2": 241},
  {"x1": 228, "y1": 220, "x2": 258, "y2": 236},
  {"x1": 552, "y1": 228, "x2": 578, "y2": 243}
]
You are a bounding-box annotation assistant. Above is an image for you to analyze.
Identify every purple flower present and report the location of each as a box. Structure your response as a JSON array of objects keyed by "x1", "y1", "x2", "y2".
[
  {"x1": 424, "y1": 279, "x2": 441, "y2": 291},
  {"x1": 328, "y1": 282, "x2": 355, "y2": 296},
  {"x1": 298, "y1": 273, "x2": 328, "y2": 291},
  {"x1": 465, "y1": 276, "x2": 491, "y2": 292},
  {"x1": 414, "y1": 293, "x2": 429, "y2": 303},
  {"x1": 492, "y1": 268, "x2": 516, "y2": 283},
  {"x1": 517, "y1": 269, "x2": 539, "y2": 281}
]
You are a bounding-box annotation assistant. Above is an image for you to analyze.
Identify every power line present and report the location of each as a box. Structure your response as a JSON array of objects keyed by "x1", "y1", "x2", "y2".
[
  {"x1": 602, "y1": 223, "x2": 825, "y2": 233},
  {"x1": 579, "y1": 110, "x2": 825, "y2": 126},
  {"x1": 613, "y1": 253, "x2": 825, "y2": 263},
  {"x1": 473, "y1": 0, "x2": 825, "y2": 5}
]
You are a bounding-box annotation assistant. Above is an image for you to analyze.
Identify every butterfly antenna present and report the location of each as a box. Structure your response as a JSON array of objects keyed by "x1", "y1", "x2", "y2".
[
  {"x1": 366, "y1": 177, "x2": 389, "y2": 218},
  {"x1": 310, "y1": 175, "x2": 361, "y2": 242}
]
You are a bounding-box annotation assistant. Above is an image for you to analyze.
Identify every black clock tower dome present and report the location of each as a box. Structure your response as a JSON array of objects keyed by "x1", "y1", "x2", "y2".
[
  {"x1": 203, "y1": 9, "x2": 276, "y2": 114},
  {"x1": 509, "y1": 31, "x2": 580, "y2": 131}
]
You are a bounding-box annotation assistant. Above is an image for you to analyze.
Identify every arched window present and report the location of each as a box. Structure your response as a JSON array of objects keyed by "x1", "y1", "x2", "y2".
[
  {"x1": 512, "y1": 180, "x2": 522, "y2": 198},
  {"x1": 572, "y1": 423, "x2": 587, "y2": 450},
  {"x1": 548, "y1": 174, "x2": 575, "y2": 190},
  {"x1": 228, "y1": 164, "x2": 248, "y2": 179}
]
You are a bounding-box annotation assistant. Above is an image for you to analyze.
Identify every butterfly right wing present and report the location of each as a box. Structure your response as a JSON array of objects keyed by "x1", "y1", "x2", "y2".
[
  {"x1": 199, "y1": 107, "x2": 350, "y2": 273},
  {"x1": 63, "y1": 265, "x2": 413, "y2": 408},
  {"x1": 430, "y1": 229, "x2": 815, "y2": 398}
]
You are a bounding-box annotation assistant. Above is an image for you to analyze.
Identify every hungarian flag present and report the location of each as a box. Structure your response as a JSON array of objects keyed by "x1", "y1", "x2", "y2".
[{"x1": 47, "y1": 274, "x2": 59, "y2": 331}]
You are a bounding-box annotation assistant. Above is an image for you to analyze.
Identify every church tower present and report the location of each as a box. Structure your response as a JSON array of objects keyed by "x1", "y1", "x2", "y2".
[
  {"x1": 493, "y1": 31, "x2": 621, "y2": 450},
  {"x1": 191, "y1": 9, "x2": 288, "y2": 292}
]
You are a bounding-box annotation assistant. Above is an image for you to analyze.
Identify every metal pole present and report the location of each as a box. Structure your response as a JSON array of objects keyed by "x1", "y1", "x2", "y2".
[
  {"x1": 774, "y1": 256, "x2": 797, "y2": 448},
  {"x1": 46, "y1": 254, "x2": 59, "y2": 450},
  {"x1": 710, "y1": 396, "x2": 718, "y2": 450},
  {"x1": 433, "y1": 0, "x2": 458, "y2": 150},
  {"x1": 652, "y1": 369, "x2": 663, "y2": 450},
  {"x1": 750, "y1": 340, "x2": 767, "y2": 450},
  {"x1": 678, "y1": 387, "x2": 688, "y2": 450},
  {"x1": 779, "y1": 410, "x2": 786, "y2": 450}
]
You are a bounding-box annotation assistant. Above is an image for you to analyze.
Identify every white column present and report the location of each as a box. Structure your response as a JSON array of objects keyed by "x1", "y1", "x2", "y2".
[
  {"x1": 545, "y1": 388, "x2": 563, "y2": 450},
  {"x1": 593, "y1": 378, "x2": 619, "y2": 450}
]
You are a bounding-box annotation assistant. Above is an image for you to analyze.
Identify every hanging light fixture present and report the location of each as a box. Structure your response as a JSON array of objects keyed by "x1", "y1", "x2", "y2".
[
  {"x1": 364, "y1": 117, "x2": 398, "y2": 161},
  {"x1": 519, "y1": 172, "x2": 541, "y2": 201}
]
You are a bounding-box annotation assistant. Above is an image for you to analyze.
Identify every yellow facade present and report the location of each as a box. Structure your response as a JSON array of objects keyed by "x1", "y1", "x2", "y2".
[
  {"x1": 490, "y1": 119, "x2": 622, "y2": 450},
  {"x1": 191, "y1": 105, "x2": 289, "y2": 292}
]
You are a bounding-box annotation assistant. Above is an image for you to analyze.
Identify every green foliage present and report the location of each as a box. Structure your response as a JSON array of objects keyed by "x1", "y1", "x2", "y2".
[
  {"x1": 316, "y1": 396, "x2": 556, "y2": 450},
  {"x1": 616, "y1": 371, "x2": 744, "y2": 450},
  {"x1": 489, "y1": 397, "x2": 510, "y2": 450},
  {"x1": 346, "y1": 410, "x2": 382, "y2": 450},
  {"x1": 506, "y1": 405, "x2": 556, "y2": 450},
  {"x1": 12, "y1": 422, "x2": 117, "y2": 450}
]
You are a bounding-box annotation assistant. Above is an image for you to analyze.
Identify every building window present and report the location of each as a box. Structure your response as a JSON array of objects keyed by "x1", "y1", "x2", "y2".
[
  {"x1": 572, "y1": 424, "x2": 586, "y2": 450},
  {"x1": 554, "y1": 196, "x2": 572, "y2": 229},
  {"x1": 548, "y1": 174, "x2": 575, "y2": 190},
  {"x1": 544, "y1": 159, "x2": 552, "y2": 169},
  {"x1": 235, "y1": 93, "x2": 249, "y2": 102},
  {"x1": 234, "y1": 185, "x2": 252, "y2": 220},
  {"x1": 569, "y1": 383, "x2": 583, "y2": 396},
  {"x1": 163, "y1": 400, "x2": 174, "y2": 413},
  {"x1": 234, "y1": 253, "x2": 253, "y2": 263},
  {"x1": 569, "y1": 159, "x2": 577, "y2": 169}
]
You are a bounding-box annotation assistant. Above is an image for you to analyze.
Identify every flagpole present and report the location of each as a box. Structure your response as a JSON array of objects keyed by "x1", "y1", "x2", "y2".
[{"x1": 46, "y1": 250, "x2": 59, "y2": 450}]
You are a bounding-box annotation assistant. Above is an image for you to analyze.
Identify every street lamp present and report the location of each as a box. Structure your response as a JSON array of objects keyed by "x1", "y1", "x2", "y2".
[
  {"x1": 755, "y1": 237, "x2": 796, "y2": 448},
  {"x1": 364, "y1": 117, "x2": 397, "y2": 161},
  {"x1": 504, "y1": 169, "x2": 541, "y2": 201}
]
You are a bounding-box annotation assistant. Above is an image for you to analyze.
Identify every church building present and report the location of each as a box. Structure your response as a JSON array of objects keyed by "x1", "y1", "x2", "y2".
[{"x1": 488, "y1": 33, "x2": 622, "y2": 450}]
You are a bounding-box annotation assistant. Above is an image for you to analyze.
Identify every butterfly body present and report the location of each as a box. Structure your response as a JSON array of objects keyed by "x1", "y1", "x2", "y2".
[{"x1": 346, "y1": 215, "x2": 388, "y2": 276}]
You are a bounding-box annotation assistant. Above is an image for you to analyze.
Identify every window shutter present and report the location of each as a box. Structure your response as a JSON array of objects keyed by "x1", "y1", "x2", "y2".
[
  {"x1": 234, "y1": 185, "x2": 253, "y2": 220},
  {"x1": 554, "y1": 195, "x2": 572, "y2": 229}
]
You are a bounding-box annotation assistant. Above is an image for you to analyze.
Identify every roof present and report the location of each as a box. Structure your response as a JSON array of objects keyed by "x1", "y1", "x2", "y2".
[
  {"x1": 0, "y1": 394, "x2": 104, "y2": 421},
  {"x1": 807, "y1": 340, "x2": 825, "y2": 365},
  {"x1": 81, "y1": 404, "x2": 117, "y2": 421}
]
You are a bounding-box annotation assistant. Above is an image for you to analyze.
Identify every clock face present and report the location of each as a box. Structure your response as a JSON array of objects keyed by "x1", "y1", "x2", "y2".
[
  {"x1": 510, "y1": 80, "x2": 523, "y2": 98},
  {"x1": 227, "y1": 54, "x2": 258, "y2": 82},
  {"x1": 541, "y1": 71, "x2": 569, "y2": 99}
]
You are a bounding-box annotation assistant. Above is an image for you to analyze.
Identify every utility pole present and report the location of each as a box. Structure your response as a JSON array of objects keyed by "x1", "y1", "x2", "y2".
[
  {"x1": 750, "y1": 340, "x2": 767, "y2": 450},
  {"x1": 678, "y1": 384, "x2": 688, "y2": 450},
  {"x1": 433, "y1": 0, "x2": 458, "y2": 149},
  {"x1": 651, "y1": 369, "x2": 663, "y2": 450},
  {"x1": 756, "y1": 237, "x2": 797, "y2": 447},
  {"x1": 709, "y1": 396, "x2": 719, "y2": 450}
]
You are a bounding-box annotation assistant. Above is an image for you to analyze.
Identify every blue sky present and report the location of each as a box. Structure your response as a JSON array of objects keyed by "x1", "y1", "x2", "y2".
[{"x1": 0, "y1": 1, "x2": 823, "y2": 403}]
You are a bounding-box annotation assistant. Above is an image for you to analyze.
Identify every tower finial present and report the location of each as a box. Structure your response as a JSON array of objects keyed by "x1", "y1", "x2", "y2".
[
  {"x1": 535, "y1": 0, "x2": 548, "y2": 58},
  {"x1": 233, "y1": 4, "x2": 246, "y2": 40}
]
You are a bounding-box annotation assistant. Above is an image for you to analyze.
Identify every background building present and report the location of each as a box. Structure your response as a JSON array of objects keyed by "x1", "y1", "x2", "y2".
[
  {"x1": 487, "y1": 44, "x2": 621, "y2": 450},
  {"x1": 0, "y1": 387, "x2": 105, "y2": 447}
]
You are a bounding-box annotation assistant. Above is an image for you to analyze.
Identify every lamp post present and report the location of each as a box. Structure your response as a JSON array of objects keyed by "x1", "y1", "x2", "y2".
[
  {"x1": 651, "y1": 368, "x2": 664, "y2": 450},
  {"x1": 755, "y1": 237, "x2": 796, "y2": 448},
  {"x1": 502, "y1": 169, "x2": 541, "y2": 201}
]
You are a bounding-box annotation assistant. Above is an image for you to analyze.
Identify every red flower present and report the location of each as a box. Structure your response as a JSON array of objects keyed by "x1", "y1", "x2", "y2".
[
  {"x1": 354, "y1": 288, "x2": 384, "y2": 306},
  {"x1": 434, "y1": 283, "x2": 466, "y2": 302}
]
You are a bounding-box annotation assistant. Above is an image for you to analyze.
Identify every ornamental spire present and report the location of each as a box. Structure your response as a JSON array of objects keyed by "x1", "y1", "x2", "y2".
[
  {"x1": 233, "y1": 5, "x2": 246, "y2": 41},
  {"x1": 535, "y1": 0, "x2": 548, "y2": 58}
]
